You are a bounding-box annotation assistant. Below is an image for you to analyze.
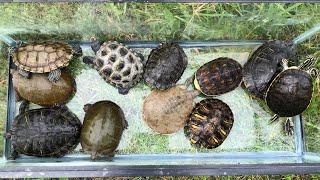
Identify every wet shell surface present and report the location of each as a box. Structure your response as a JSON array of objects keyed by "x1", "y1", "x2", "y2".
[
  {"x1": 13, "y1": 42, "x2": 74, "y2": 73},
  {"x1": 144, "y1": 43, "x2": 188, "y2": 89},
  {"x1": 81, "y1": 101, "x2": 128, "y2": 160},
  {"x1": 265, "y1": 68, "x2": 313, "y2": 117},
  {"x1": 142, "y1": 85, "x2": 199, "y2": 134},
  {"x1": 184, "y1": 99, "x2": 234, "y2": 149},
  {"x1": 9, "y1": 107, "x2": 81, "y2": 158},
  {"x1": 195, "y1": 57, "x2": 242, "y2": 96},
  {"x1": 91, "y1": 41, "x2": 144, "y2": 93},
  {"x1": 243, "y1": 40, "x2": 297, "y2": 99},
  {"x1": 13, "y1": 70, "x2": 76, "y2": 106}
]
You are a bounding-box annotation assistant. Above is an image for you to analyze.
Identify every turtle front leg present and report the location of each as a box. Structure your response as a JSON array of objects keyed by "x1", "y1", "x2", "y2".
[
  {"x1": 284, "y1": 118, "x2": 294, "y2": 136},
  {"x1": 18, "y1": 69, "x2": 31, "y2": 79},
  {"x1": 9, "y1": 150, "x2": 19, "y2": 160},
  {"x1": 19, "y1": 100, "x2": 29, "y2": 114},
  {"x1": 48, "y1": 69, "x2": 61, "y2": 83}
]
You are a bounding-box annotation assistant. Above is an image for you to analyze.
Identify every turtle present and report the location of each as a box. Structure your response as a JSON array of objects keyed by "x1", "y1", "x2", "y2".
[
  {"x1": 142, "y1": 77, "x2": 199, "y2": 134},
  {"x1": 81, "y1": 100, "x2": 128, "y2": 160},
  {"x1": 243, "y1": 40, "x2": 297, "y2": 99},
  {"x1": 5, "y1": 103, "x2": 81, "y2": 159},
  {"x1": 12, "y1": 69, "x2": 76, "y2": 107},
  {"x1": 83, "y1": 39, "x2": 144, "y2": 95},
  {"x1": 11, "y1": 41, "x2": 82, "y2": 83},
  {"x1": 265, "y1": 56, "x2": 319, "y2": 135},
  {"x1": 194, "y1": 57, "x2": 243, "y2": 96},
  {"x1": 184, "y1": 98, "x2": 234, "y2": 149},
  {"x1": 144, "y1": 42, "x2": 188, "y2": 90}
]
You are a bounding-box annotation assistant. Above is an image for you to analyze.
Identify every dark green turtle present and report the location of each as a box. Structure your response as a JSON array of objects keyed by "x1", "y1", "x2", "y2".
[{"x1": 81, "y1": 100, "x2": 128, "y2": 160}]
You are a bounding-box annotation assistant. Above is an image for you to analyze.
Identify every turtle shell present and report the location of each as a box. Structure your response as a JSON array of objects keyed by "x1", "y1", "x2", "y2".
[
  {"x1": 142, "y1": 85, "x2": 199, "y2": 134},
  {"x1": 195, "y1": 57, "x2": 242, "y2": 96},
  {"x1": 243, "y1": 40, "x2": 297, "y2": 99},
  {"x1": 144, "y1": 43, "x2": 188, "y2": 89},
  {"x1": 184, "y1": 99, "x2": 234, "y2": 149},
  {"x1": 265, "y1": 68, "x2": 313, "y2": 117},
  {"x1": 81, "y1": 101, "x2": 127, "y2": 160},
  {"x1": 12, "y1": 42, "x2": 74, "y2": 73},
  {"x1": 13, "y1": 70, "x2": 76, "y2": 106},
  {"x1": 10, "y1": 107, "x2": 81, "y2": 158},
  {"x1": 91, "y1": 41, "x2": 144, "y2": 93}
]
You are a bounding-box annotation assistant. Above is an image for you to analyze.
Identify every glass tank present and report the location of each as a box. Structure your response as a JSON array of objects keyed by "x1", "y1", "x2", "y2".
[{"x1": 0, "y1": 1, "x2": 319, "y2": 177}]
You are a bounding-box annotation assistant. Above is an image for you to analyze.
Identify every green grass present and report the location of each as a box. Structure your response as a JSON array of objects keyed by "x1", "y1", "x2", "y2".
[{"x1": 0, "y1": 3, "x2": 320, "y2": 178}]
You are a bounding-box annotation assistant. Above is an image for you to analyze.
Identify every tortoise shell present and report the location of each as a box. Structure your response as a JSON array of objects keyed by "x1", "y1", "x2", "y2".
[
  {"x1": 12, "y1": 42, "x2": 74, "y2": 73},
  {"x1": 184, "y1": 99, "x2": 234, "y2": 149},
  {"x1": 81, "y1": 101, "x2": 127, "y2": 160},
  {"x1": 12, "y1": 70, "x2": 76, "y2": 106},
  {"x1": 9, "y1": 107, "x2": 81, "y2": 158},
  {"x1": 265, "y1": 68, "x2": 313, "y2": 117},
  {"x1": 194, "y1": 57, "x2": 242, "y2": 96},
  {"x1": 91, "y1": 41, "x2": 144, "y2": 94},
  {"x1": 144, "y1": 43, "x2": 188, "y2": 89},
  {"x1": 142, "y1": 85, "x2": 199, "y2": 134},
  {"x1": 243, "y1": 40, "x2": 297, "y2": 99}
]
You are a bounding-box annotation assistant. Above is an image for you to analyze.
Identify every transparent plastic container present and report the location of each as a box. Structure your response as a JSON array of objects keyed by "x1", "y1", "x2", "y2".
[{"x1": 0, "y1": 1, "x2": 319, "y2": 178}]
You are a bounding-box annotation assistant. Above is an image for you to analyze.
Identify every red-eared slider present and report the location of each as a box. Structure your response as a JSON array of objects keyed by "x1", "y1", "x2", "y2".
[
  {"x1": 266, "y1": 57, "x2": 319, "y2": 135},
  {"x1": 144, "y1": 42, "x2": 188, "y2": 89},
  {"x1": 184, "y1": 99, "x2": 234, "y2": 149},
  {"x1": 83, "y1": 40, "x2": 144, "y2": 95},
  {"x1": 12, "y1": 69, "x2": 76, "y2": 106},
  {"x1": 194, "y1": 57, "x2": 242, "y2": 96},
  {"x1": 5, "y1": 104, "x2": 81, "y2": 159},
  {"x1": 142, "y1": 78, "x2": 199, "y2": 134},
  {"x1": 11, "y1": 41, "x2": 82, "y2": 83},
  {"x1": 243, "y1": 40, "x2": 297, "y2": 99},
  {"x1": 81, "y1": 101, "x2": 128, "y2": 160}
]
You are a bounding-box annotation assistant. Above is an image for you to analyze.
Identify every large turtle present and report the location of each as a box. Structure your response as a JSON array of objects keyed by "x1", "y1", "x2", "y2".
[
  {"x1": 194, "y1": 57, "x2": 242, "y2": 96},
  {"x1": 184, "y1": 98, "x2": 234, "y2": 149},
  {"x1": 81, "y1": 101, "x2": 128, "y2": 160},
  {"x1": 142, "y1": 78, "x2": 199, "y2": 134},
  {"x1": 11, "y1": 41, "x2": 82, "y2": 83},
  {"x1": 5, "y1": 104, "x2": 81, "y2": 159},
  {"x1": 243, "y1": 40, "x2": 297, "y2": 99},
  {"x1": 265, "y1": 57, "x2": 319, "y2": 135},
  {"x1": 83, "y1": 39, "x2": 144, "y2": 95},
  {"x1": 144, "y1": 42, "x2": 188, "y2": 90},
  {"x1": 12, "y1": 69, "x2": 76, "y2": 107}
]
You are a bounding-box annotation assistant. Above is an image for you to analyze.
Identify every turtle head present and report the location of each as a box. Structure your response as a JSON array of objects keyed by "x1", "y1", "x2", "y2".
[
  {"x1": 90, "y1": 37, "x2": 101, "y2": 54},
  {"x1": 70, "y1": 44, "x2": 83, "y2": 58},
  {"x1": 83, "y1": 56, "x2": 95, "y2": 66},
  {"x1": 83, "y1": 103, "x2": 92, "y2": 112}
]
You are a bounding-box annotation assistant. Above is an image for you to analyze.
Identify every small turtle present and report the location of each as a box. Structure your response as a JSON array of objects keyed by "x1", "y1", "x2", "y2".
[
  {"x1": 12, "y1": 69, "x2": 76, "y2": 106},
  {"x1": 194, "y1": 57, "x2": 242, "y2": 96},
  {"x1": 83, "y1": 40, "x2": 144, "y2": 95},
  {"x1": 184, "y1": 99, "x2": 234, "y2": 149},
  {"x1": 142, "y1": 78, "x2": 199, "y2": 134},
  {"x1": 266, "y1": 57, "x2": 319, "y2": 135},
  {"x1": 5, "y1": 104, "x2": 81, "y2": 159},
  {"x1": 144, "y1": 42, "x2": 188, "y2": 89},
  {"x1": 11, "y1": 41, "x2": 82, "y2": 83},
  {"x1": 81, "y1": 101, "x2": 128, "y2": 160},
  {"x1": 243, "y1": 40, "x2": 297, "y2": 99}
]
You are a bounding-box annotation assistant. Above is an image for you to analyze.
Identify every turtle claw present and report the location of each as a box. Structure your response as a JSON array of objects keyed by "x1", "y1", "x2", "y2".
[{"x1": 284, "y1": 118, "x2": 294, "y2": 136}]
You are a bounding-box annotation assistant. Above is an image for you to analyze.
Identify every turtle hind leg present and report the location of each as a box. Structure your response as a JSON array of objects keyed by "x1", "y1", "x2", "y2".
[
  {"x1": 19, "y1": 100, "x2": 29, "y2": 114},
  {"x1": 284, "y1": 118, "x2": 294, "y2": 136},
  {"x1": 90, "y1": 38, "x2": 101, "y2": 54},
  {"x1": 48, "y1": 69, "x2": 61, "y2": 83},
  {"x1": 18, "y1": 69, "x2": 31, "y2": 79},
  {"x1": 118, "y1": 87, "x2": 130, "y2": 95},
  {"x1": 9, "y1": 150, "x2": 19, "y2": 160},
  {"x1": 70, "y1": 44, "x2": 83, "y2": 58}
]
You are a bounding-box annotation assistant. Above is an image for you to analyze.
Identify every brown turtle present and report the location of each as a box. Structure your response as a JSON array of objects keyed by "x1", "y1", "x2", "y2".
[
  {"x1": 243, "y1": 40, "x2": 297, "y2": 99},
  {"x1": 81, "y1": 101, "x2": 128, "y2": 160},
  {"x1": 5, "y1": 104, "x2": 81, "y2": 159},
  {"x1": 12, "y1": 69, "x2": 76, "y2": 106},
  {"x1": 144, "y1": 42, "x2": 188, "y2": 90},
  {"x1": 184, "y1": 98, "x2": 234, "y2": 149},
  {"x1": 266, "y1": 57, "x2": 319, "y2": 135},
  {"x1": 142, "y1": 78, "x2": 199, "y2": 134},
  {"x1": 11, "y1": 41, "x2": 82, "y2": 83},
  {"x1": 83, "y1": 40, "x2": 144, "y2": 95},
  {"x1": 194, "y1": 57, "x2": 242, "y2": 96}
]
